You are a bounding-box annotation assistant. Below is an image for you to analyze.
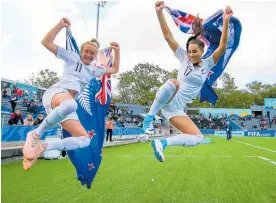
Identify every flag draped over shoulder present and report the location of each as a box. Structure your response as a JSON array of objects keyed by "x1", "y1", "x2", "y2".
[
  {"x1": 62, "y1": 28, "x2": 111, "y2": 189},
  {"x1": 165, "y1": 7, "x2": 242, "y2": 105}
]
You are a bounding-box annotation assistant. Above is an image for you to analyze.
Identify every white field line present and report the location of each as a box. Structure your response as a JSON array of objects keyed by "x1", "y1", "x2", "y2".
[
  {"x1": 233, "y1": 140, "x2": 276, "y2": 153},
  {"x1": 212, "y1": 156, "x2": 232, "y2": 158},
  {"x1": 259, "y1": 156, "x2": 276, "y2": 166}
]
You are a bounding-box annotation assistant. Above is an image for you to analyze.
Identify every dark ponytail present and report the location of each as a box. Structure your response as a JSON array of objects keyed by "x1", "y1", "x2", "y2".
[{"x1": 186, "y1": 15, "x2": 205, "y2": 51}]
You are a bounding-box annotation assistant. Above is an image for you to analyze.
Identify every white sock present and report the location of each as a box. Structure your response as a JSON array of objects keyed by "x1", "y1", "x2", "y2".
[
  {"x1": 36, "y1": 100, "x2": 78, "y2": 136},
  {"x1": 148, "y1": 80, "x2": 176, "y2": 116},
  {"x1": 165, "y1": 134, "x2": 203, "y2": 146},
  {"x1": 45, "y1": 136, "x2": 90, "y2": 151}
]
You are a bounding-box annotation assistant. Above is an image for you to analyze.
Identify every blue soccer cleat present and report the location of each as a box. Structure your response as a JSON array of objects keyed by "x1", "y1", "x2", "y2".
[
  {"x1": 142, "y1": 115, "x2": 155, "y2": 134},
  {"x1": 151, "y1": 139, "x2": 167, "y2": 162}
]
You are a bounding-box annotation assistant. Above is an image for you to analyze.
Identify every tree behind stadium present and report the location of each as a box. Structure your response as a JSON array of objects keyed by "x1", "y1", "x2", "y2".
[
  {"x1": 25, "y1": 69, "x2": 60, "y2": 89},
  {"x1": 116, "y1": 63, "x2": 177, "y2": 105}
]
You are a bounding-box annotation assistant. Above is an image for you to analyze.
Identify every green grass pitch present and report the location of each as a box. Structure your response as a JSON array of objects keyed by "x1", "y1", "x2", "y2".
[{"x1": 2, "y1": 136, "x2": 276, "y2": 203}]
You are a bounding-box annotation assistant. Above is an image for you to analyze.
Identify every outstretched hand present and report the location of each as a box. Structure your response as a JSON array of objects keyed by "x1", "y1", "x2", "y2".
[
  {"x1": 59, "y1": 18, "x2": 71, "y2": 28},
  {"x1": 110, "y1": 42, "x2": 120, "y2": 51},
  {"x1": 223, "y1": 6, "x2": 233, "y2": 21},
  {"x1": 155, "y1": 1, "x2": 165, "y2": 13}
]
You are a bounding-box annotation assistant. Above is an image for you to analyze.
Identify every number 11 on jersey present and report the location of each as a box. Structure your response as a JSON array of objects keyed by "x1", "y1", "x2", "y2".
[{"x1": 75, "y1": 63, "x2": 83, "y2": 72}]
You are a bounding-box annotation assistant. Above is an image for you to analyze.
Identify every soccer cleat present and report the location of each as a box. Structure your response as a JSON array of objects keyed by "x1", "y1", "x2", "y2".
[
  {"x1": 151, "y1": 139, "x2": 167, "y2": 162},
  {"x1": 23, "y1": 158, "x2": 37, "y2": 171},
  {"x1": 202, "y1": 137, "x2": 212, "y2": 144},
  {"x1": 142, "y1": 115, "x2": 155, "y2": 134},
  {"x1": 22, "y1": 130, "x2": 40, "y2": 159},
  {"x1": 23, "y1": 142, "x2": 46, "y2": 171}
]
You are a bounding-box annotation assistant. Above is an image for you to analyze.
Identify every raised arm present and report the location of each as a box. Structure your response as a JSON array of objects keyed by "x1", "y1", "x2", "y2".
[
  {"x1": 105, "y1": 42, "x2": 120, "y2": 75},
  {"x1": 212, "y1": 7, "x2": 233, "y2": 65},
  {"x1": 155, "y1": 1, "x2": 178, "y2": 53},
  {"x1": 41, "y1": 18, "x2": 71, "y2": 56}
]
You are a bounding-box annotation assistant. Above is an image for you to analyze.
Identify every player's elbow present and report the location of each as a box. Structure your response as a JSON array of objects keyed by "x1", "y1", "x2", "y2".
[
  {"x1": 108, "y1": 67, "x2": 119, "y2": 74},
  {"x1": 112, "y1": 67, "x2": 119, "y2": 74},
  {"x1": 41, "y1": 37, "x2": 52, "y2": 48},
  {"x1": 41, "y1": 40, "x2": 46, "y2": 47},
  {"x1": 41, "y1": 39, "x2": 49, "y2": 48}
]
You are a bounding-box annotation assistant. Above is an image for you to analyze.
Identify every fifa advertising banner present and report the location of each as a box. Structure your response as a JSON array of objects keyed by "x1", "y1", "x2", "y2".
[
  {"x1": 244, "y1": 130, "x2": 276, "y2": 137},
  {"x1": 214, "y1": 130, "x2": 244, "y2": 136}
]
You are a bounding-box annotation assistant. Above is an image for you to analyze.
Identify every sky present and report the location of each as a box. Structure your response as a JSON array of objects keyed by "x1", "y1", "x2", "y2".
[{"x1": 1, "y1": 0, "x2": 276, "y2": 92}]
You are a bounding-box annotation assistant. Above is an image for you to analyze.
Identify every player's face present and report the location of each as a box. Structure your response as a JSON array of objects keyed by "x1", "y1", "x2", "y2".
[
  {"x1": 188, "y1": 44, "x2": 203, "y2": 65},
  {"x1": 81, "y1": 44, "x2": 98, "y2": 65}
]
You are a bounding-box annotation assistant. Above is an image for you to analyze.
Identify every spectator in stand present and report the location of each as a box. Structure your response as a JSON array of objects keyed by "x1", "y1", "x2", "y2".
[
  {"x1": 38, "y1": 103, "x2": 46, "y2": 114},
  {"x1": 119, "y1": 117, "x2": 125, "y2": 127},
  {"x1": 2, "y1": 84, "x2": 8, "y2": 98},
  {"x1": 29, "y1": 101, "x2": 39, "y2": 115},
  {"x1": 118, "y1": 108, "x2": 122, "y2": 115},
  {"x1": 8, "y1": 109, "x2": 24, "y2": 125},
  {"x1": 6, "y1": 87, "x2": 11, "y2": 98},
  {"x1": 12, "y1": 85, "x2": 17, "y2": 95},
  {"x1": 16, "y1": 88, "x2": 23, "y2": 97},
  {"x1": 33, "y1": 114, "x2": 44, "y2": 125},
  {"x1": 9, "y1": 94, "x2": 18, "y2": 112},
  {"x1": 263, "y1": 123, "x2": 267, "y2": 130},
  {"x1": 23, "y1": 95, "x2": 29, "y2": 107},
  {"x1": 24, "y1": 114, "x2": 34, "y2": 126}
]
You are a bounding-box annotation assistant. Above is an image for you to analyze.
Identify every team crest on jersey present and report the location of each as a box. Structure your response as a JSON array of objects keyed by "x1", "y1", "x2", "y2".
[{"x1": 77, "y1": 83, "x2": 93, "y2": 116}]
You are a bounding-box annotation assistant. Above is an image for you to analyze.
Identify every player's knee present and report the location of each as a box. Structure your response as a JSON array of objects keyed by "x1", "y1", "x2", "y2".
[
  {"x1": 168, "y1": 79, "x2": 180, "y2": 90},
  {"x1": 59, "y1": 99, "x2": 78, "y2": 116}
]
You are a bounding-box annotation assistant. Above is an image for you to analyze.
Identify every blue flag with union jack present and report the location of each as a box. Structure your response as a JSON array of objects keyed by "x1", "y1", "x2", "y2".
[
  {"x1": 94, "y1": 48, "x2": 113, "y2": 105},
  {"x1": 165, "y1": 7, "x2": 242, "y2": 105},
  {"x1": 62, "y1": 28, "x2": 112, "y2": 189}
]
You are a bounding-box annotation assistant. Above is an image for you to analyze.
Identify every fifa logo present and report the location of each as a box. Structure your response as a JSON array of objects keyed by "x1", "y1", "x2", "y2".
[{"x1": 248, "y1": 132, "x2": 270, "y2": 137}]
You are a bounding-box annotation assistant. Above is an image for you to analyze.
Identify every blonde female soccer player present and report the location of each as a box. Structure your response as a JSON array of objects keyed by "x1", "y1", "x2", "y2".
[{"x1": 23, "y1": 18, "x2": 120, "y2": 170}]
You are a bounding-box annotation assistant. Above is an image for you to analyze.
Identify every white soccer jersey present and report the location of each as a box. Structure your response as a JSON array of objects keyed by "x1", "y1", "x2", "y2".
[
  {"x1": 174, "y1": 46, "x2": 215, "y2": 103},
  {"x1": 52, "y1": 46, "x2": 107, "y2": 93}
]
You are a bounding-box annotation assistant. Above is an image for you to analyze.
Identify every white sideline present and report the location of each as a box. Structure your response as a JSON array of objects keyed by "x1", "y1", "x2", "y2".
[
  {"x1": 259, "y1": 156, "x2": 276, "y2": 166},
  {"x1": 233, "y1": 140, "x2": 276, "y2": 153},
  {"x1": 188, "y1": 155, "x2": 205, "y2": 158},
  {"x1": 243, "y1": 156, "x2": 259, "y2": 158},
  {"x1": 212, "y1": 156, "x2": 232, "y2": 158}
]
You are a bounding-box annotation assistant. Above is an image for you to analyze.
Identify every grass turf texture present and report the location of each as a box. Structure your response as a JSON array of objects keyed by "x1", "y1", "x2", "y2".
[{"x1": 2, "y1": 136, "x2": 276, "y2": 203}]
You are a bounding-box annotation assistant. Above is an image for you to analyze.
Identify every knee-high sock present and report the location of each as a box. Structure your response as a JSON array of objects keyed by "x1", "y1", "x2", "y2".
[
  {"x1": 45, "y1": 136, "x2": 90, "y2": 151},
  {"x1": 165, "y1": 134, "x2": 203, "y2": 146},
  {"x1": 36, "y1": 100, "x2": 78, "y2": 136},
  {"x1": 148, "y1": 80, "x2": 176, "y2": 116}
]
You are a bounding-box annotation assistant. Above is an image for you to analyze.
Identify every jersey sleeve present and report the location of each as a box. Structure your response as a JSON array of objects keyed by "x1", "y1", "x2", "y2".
[
  {"x1": 174, "y1": 45, "x2": 188, "y2": 62},
  {"x1": 91, "y1": 67, "x2": 107, "y2": 78},
  {"x1": 204, "y1": 54, "x2": 215, "y2": 71},
  {"x1": 56, "y1": 46, "x2": 79, "y2": 62}
]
